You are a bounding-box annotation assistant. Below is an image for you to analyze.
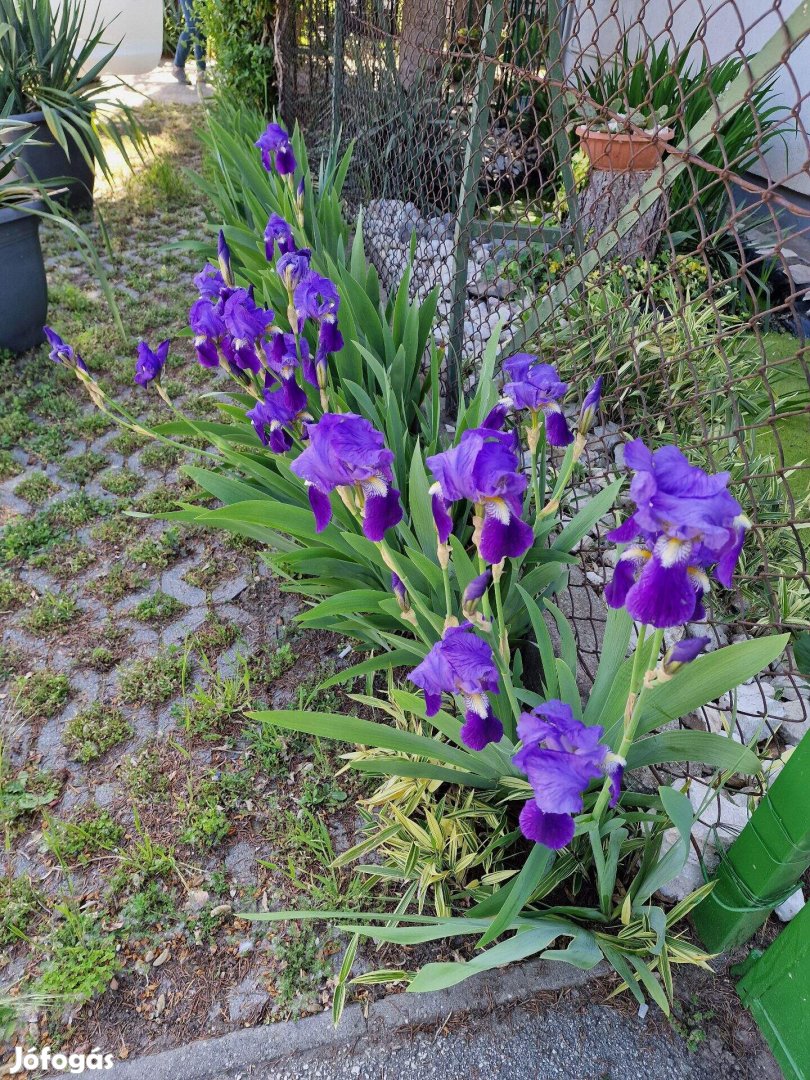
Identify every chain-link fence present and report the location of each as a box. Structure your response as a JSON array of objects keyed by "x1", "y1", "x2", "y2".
[{"x1": 290, "y1": 0, "x2": 810, "y2": 747}]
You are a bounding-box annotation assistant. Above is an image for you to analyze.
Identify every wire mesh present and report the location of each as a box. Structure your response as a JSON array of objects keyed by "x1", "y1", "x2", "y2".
[{"x1": 291, "y1": 0, "x2": 810, "y2": 748}]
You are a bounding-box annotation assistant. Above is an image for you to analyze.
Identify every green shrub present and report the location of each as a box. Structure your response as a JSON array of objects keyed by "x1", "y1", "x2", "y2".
[{"x1": 196, "y1": 0, "x2": 275, "y2": 113}]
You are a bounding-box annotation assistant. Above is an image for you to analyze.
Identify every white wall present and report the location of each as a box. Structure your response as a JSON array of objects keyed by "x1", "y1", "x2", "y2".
[
  {"x1": 59, "y1": 0, "x2": 163, "y2": 76},
  {"x1": 564, "y1": 0, "x2": 810, "y2": 196}
]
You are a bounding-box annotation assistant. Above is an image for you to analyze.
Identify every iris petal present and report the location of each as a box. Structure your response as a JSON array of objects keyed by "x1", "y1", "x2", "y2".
[{"x1": 519, "y1": 801, "x2": 576, "y2": 849}]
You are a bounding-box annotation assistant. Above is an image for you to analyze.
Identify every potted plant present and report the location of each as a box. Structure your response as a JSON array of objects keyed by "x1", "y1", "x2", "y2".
[
  {"x1": 575, "y1": 100, "x2": 673, "y2": 171},
  {"x1": 0, "y1": 0, "x2": 147, "y2": 210},
  {"x1": 0, "y1": 120, "x2": 48, "y2": 352},
  {"x1": 0, "y1": 116, "x2": 126, "y2": 353}
]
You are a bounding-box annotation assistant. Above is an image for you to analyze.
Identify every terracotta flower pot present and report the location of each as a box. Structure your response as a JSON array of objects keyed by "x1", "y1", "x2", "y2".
[{"x1": 575, "y1": 125, "x2": 673, "y2": 172}]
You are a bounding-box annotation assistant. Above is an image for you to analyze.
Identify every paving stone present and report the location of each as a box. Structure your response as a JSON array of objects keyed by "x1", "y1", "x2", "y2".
[
  {"x1": 211, "y1": 575, "x2": 249, "y2": 604},
  {"x1": 162, "y1": 563, "x2": 208, "y2": 607},
  {"x1": 788, "y1": 263, "x2": 810, "y2": 285},
  {"x1": 225, "y1": 841, "x2": 256, "y2": 886},
  {"x1": 35, "y1": 716, "x2": 67, "y2": 771},
  {"x1": 161, "y1": 605, "x2": 208, "y2": 645},
  {"x1": 226, "y1": 973, "x2": 269, "y2": 1025},
  {"x1": 93, "y1": 783, "x2": 117, "y2": 807}
]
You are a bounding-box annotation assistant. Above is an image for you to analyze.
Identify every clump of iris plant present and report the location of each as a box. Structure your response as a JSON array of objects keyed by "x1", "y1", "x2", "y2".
[{"x1": 46, "y1": 127, "x2": 754, "y2": 861}]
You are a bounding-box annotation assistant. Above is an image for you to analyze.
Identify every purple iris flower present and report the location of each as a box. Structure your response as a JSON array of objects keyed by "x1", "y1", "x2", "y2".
[
  {"x1": 294, "y1": 271, "x2": 343, "y2": 385},
  {"x1": 265, "y1": 213, "x2": 295, "y2": 261},
  {"x1": 189, "y1": 298, "x2": 226, "y2": 368},
  {"x1": 579, "y1": 376, "x2": 603, "y2": 436},
  {"x1": 502, "y1": 354, "x2": 573, "y2": 447},
  {"x1": 294, "y1": 272, "x2": 340, "y2": 321},
  {"x1": 409, "y1": 624, "x2": 503, "y2": 750},
  {"x1": 264, "y1": 330, "x2": 308, "y2": 381},
  {"x1": 308, "y1": 321, "x2": 345, "y2": 389},
  {"x1": 222, "y1": 288, "x2": 274, "y2": 345},
  {"x1": 426, "y1": 427, "x2": 533, "y2": 564},
  {"x1": 391, "y1": 572, "x2": 406, "y2": 604},
  {"x1": 464, "y1": 570, "x2": 491, "y2": 606},
  {"x1": 290, "y1": 413, "x2": 403, "y2": 541},
  {"x1": 43, "y1": 326, "x2": 87, "y2": 372},
  {"x1": 663, "y1": 636, "x2": 710, "y2": 674},
  {"x1": 513, "y1": 700, "x2": 620, "y2": 849},
  {"x1": 217, "y1": 230, "x2": 234, "y2": 288},
  {"x1": 134, "y1": 339, "x2": 169, "y2": 387},
  {"x1": 194, "y1": 263, "x2": 227, "y2": 302},
  {"x1": 255, "y1": 122, "x2": 297, "y2": 175},
  {"x1": 604, "y1": 440, "x2": 750, "y2": 629},
  {"x1": 246, "y1": 376, "x2": 308, "y2": 454},
  {"x1": 277, "y1": 249, "x2": 312, "y2": 292}
]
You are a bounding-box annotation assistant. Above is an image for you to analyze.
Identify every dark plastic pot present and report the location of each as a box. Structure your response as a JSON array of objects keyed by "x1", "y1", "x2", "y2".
[
  {"x1": 2, "y1": 110, "x2": 95, "y2": 211},
  {"x1": 0, "y1": 202, "x2": 48, "y2": 353}
]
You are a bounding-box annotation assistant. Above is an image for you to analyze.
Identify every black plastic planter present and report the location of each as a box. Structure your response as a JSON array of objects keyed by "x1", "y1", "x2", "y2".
[
  {"x1": 0, "y1": 202, "x2": 48, "y2": 353},
  {"x1": 2, "y1": 110, "x2": 95, "y2": 211}
]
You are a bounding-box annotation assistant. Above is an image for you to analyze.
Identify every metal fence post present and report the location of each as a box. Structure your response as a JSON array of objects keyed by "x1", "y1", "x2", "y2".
[
  {"x1": 331, "y1": 0, "x2": 346, "y2": 150},
  {"x1": 546, "y1": 0, "x2": 584, "y2": 258},
  {"x1": 445, "y1": 0, "x2": 506, "y2": 415}
]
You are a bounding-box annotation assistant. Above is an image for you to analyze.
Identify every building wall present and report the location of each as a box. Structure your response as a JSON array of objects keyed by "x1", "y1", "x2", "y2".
[{"x1": 563, "y1": 0, "x2": 810, "y2": 196}]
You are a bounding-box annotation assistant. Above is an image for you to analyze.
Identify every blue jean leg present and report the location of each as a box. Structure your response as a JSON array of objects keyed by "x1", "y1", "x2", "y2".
[{"x1": 174, "y1": 0, "x2": 206, "y2": 70}]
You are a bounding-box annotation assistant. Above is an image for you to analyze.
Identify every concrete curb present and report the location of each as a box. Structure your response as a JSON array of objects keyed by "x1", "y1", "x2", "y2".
[{"x1": 109, "y1": 958, "x2": 604, "y2": 1079}]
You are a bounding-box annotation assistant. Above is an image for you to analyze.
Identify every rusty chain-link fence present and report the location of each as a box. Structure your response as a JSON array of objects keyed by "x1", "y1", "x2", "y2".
[{"x1": 288, "y1": 0, "x2": 810, "y2": 749}]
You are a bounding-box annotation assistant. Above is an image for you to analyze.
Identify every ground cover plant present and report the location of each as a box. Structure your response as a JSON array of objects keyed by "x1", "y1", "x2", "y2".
[{"x1": 51, "y1": 118, "x2": 791, "y2": 1019}]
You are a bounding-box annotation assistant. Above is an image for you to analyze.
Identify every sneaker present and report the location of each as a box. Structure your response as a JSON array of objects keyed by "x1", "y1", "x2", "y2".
[{"x1": 171, "y1": 65, "x2": 190, "y2": 85}]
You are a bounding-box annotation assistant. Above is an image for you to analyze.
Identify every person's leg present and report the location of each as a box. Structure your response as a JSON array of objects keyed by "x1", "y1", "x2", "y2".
[
  {"x1": 179, "y1": 0, "x2": 206, "y2": 72},
  {"x1": 172, "y1": 0, "x2": 194, "y2": 80}
]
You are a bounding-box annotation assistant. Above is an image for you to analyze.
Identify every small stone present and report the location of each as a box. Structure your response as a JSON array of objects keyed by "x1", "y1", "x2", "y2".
[
  {"x1": 210, "y1": 903, "x2": 232, "y2": 918},
  {"x1": 152, "y1": 946, "x2": 171, "y2": 967},
  {"x1": 237, "y1": 940, "x2": 254, "y2": 956},
  {"x1": 775, "y1": 888, "x2": 805, "y2": 922},
  {"x1": 183, "y1": 888, "x2": 210, "y2": 913}
]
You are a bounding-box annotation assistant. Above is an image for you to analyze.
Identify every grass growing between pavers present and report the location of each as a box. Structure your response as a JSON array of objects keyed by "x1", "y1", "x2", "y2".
[{"x1": 0, "y1": 103, "x2": 380, "y2": 1062}]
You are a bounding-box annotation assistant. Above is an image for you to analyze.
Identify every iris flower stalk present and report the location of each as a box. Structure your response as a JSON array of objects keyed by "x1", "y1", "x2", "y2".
[
  {"x1": 589, "y1": 623, "x2": 664, "y2": 823},
  {"x1": 538, "y1": 378, "x2": 602, "y2": 519}
]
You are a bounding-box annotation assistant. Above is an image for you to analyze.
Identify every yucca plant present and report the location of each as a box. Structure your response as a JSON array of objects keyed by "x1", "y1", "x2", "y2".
[{"x1": 0, "y1": 0, "x2": 147, "y2": 183}]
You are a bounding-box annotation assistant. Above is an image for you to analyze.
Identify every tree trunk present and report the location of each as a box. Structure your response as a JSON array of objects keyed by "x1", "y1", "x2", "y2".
[
  {"x1": 398, "y1": 0, "x2": 447, "y2": 92},
  {"x1": 577, "y1": 167, "x2": 669, "y2": 263},
  {"x1": 275, "y1": 0, "x2": 298, "y2": 128}
]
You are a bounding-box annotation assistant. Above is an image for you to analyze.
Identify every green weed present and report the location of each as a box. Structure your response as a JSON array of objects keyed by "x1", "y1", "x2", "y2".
[
  {"x1": 14, "y1": 471, "x2": 58, "y2": 506},
  {"x1": 118, "y1": 647, "x2": 185, "y2": 706},
  {"x1": 63, "y1": 703, "x2": 132, "y2": 764},
  {"x1": 132, "y1": 590, "x2": 185, "y2": 623},
  {"x1": 23, "y1": 592, "x2": 77, "y2": 633},
  {"x1": 58, "y1": 452, "x2": 108, "y2": 485},
  {"x1": 14, "y1": 672, "x2": 70, "y2": 719}
]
